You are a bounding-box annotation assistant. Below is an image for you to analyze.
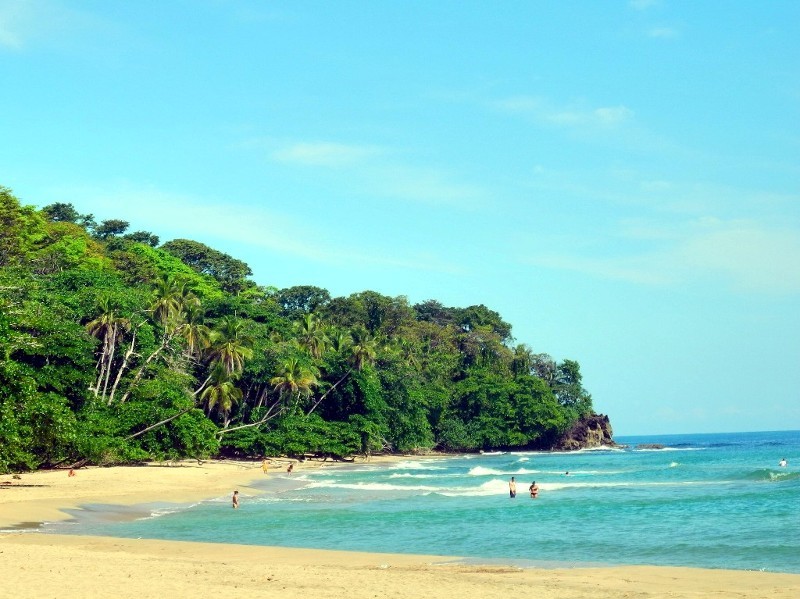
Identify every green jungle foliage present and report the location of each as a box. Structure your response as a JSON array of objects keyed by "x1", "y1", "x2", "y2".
[{"x1": 0, "y1": 186, "x2": 594, "y2": 472}]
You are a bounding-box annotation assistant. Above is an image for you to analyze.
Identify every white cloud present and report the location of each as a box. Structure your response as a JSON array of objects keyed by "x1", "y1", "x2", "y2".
[{"x1": 271, "y1": 142, "x2": 381, "y2": 167}]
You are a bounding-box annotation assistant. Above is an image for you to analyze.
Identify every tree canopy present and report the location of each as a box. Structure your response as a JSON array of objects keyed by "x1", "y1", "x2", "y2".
[{"x1": 0, "y1": 186, "x2": 595, "y2": 472}]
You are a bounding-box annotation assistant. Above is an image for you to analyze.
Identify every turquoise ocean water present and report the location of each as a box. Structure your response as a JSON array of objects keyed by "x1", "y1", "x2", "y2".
[{"x1": 41, "y1": 430, "x2": 800, "y2": 573}]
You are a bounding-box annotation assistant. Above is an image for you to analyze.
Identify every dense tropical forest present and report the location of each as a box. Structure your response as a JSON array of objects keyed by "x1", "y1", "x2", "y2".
[{"x1": 0, "y1": 185, "x2": 595, "y2": 472}]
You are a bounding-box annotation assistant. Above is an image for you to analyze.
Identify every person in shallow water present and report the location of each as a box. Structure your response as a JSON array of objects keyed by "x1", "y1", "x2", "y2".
[
  {"x1": 779, "y1": 458, "x2": 787, "y2": 467},
  {"x1": 509, "y1": 476, "x2": 517, "y2": 498},
  {"x1": 529, "y1": 481, "x2": 539, "y2": 498},
  {"x1": 232, "y1": 490, "x2": 239, "y2": 509}
]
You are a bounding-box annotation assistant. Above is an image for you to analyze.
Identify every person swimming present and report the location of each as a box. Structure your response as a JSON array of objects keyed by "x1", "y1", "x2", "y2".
[{"x1": 529, "y1": 481, "x2": 539, "y2": 498}]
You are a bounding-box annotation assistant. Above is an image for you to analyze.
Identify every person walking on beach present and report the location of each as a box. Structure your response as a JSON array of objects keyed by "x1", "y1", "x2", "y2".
[
  {"x1": 529, "y1": 481, "x2": 539, "y2": 499},
  {"x1": 232, "y1": 490, "x2": 239, "y2": 509},
  {"x1": 262, "y1": 459, "x2": 269, "y2": 474},
  {"x1": 287, "y1": 463, "x2": 294, "y2": 474},
  {"x1": 509, "y1": 477, "x2": 517, "y2": 498}
]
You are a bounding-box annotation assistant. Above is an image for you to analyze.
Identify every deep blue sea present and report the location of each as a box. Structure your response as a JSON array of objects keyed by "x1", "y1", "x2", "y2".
[{"x1": 44, "y1": 430, "x2": 800, "y2": 573}]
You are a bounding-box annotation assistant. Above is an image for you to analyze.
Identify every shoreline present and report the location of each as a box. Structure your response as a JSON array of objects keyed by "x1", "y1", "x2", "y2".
[
  {"x1": 0, "y1": 455, "x2": 399, "y2": 530},
  {"x1": 2, "y1": 459, "x2": 800, "y2": 598}
]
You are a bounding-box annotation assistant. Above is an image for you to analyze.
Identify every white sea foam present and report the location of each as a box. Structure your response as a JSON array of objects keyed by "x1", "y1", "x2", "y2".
[
  {"x1": 669, "y1": 462, "x2": 680, "y2": 468},
  {"x1": 305, "y1": 480, "x2": 440, "y2": 492},
  {"x1": 390, "y1": 460, "x2": 447, "y2": 471},
  {"x1": 438, "y1": 479, "x2": 508, "y2": 497},
  {"x1": 634, "y1": 446, "x2": 706, "y2": 452},
  {"x1": 577, "y1": 445, "x2": 624, "y2": 452},
  {"x1": 468, "y1": 466, "x2": 540, "y2": 476}
]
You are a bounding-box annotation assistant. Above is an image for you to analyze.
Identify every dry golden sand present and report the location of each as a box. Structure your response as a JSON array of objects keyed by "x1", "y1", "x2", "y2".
[{"x1": 1, "y1": 459, "x2": 799, "y2": 598}]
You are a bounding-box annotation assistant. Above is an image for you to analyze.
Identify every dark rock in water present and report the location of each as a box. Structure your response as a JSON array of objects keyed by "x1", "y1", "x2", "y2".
[
  {"x1": 636, "y1": 443, "x2": 665, "y2": 450},
  {"x1": 553, "y1": 413, "x2": 616, "y2": 451}
]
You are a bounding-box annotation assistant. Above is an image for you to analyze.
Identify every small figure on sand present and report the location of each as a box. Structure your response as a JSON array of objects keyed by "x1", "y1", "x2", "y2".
[
  {"x1": 287, "y1": 463, "x2": 294, "y2": 474},
  {"x1": 779, "y1": 458, "x2": 787, "y2": 467},
  {"x1": 529, "y1": 481, "x2": 539, "y2": 499},
  {"x1": 509, "y1": 476, "x2": 517, "y2": 498},
  {"x1": 262, "y1": 459, "x2": 269, "y2": 474},
  {"x1": 68, "y1": 469, "x2": 76, "y2": 477},
  {"x1": 232, "y1": 490, "x2": 239, "y2": 509}
]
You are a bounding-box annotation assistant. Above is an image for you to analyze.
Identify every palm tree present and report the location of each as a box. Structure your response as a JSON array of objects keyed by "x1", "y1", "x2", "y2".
[
  {"x1": 86, "y1": 296, "x2": 130, "y2": 401},
  {"x1": 306, "y1": 328, "x2": 378, "y2": 416},
  {"x1": 511, "y1": 344, "x2": 535, "y2": 377},
  {"x1": 181, "y1": 303, "x2": 212, "y2": 359},
  {"x1": 326, "y1": 329, "x2": 352, "y2": 355},
  {"x1": 200, "y1": 365, "x2": 243, "y2": 427},
  {"x1": 270, "y1": 357, "x2": 319, "y2": 407},
  {"x1": 118, "y1": 276, "x2": 201, "y2": 404},
  {"x1": 206, "y1": 315, "x2": 254, "y2": 376},
  {"x1": 350, "y1": 327, "x2": 378, "y2": 371},
  {"x1": 294, "y1": 313, "x2": 328, "y2": 359}
]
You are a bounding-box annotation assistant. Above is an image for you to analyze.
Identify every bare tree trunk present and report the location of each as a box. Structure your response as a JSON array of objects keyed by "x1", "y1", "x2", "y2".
[
  {"x1": 217, "y1": 402, "x2": 283, "y2": 437},
  {"x1": 100, "y1": 324, "x2": 117, "y2": 401},
  {"x1": 108, "y1": 329, "x2": 137, "y2": 405},
  {"x1": 192, "y1": 372, "x2": 213, "y2": 397},
  {"x1": 119, "y1": 331, "x2": 174, "y2": 403},
  {"x1": 91, "y1": 333, "x2": 110, "y2": 397},
  {"x1": 124, "y1": 406, "x2": 194, "y2": 441},
  {"x1": 306, "y1": 369, "x2": 352, "y2": 416}
]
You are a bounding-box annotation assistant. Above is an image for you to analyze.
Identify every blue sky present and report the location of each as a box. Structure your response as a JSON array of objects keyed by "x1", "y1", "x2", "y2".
[{"x1": 1, "y1": 1, "x2": 798, "y2": 436}]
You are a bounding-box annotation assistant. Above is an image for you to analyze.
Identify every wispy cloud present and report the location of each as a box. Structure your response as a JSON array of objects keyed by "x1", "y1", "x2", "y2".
[
  {"x1": 0, "y1": 0, "x2": 121, "y2": 53},
  {"x1": 493, "y1": 96, "x2": 634, "y2": 132},
  {"x1": 648, "y1": 27, "x2": 679, "y2": 39},
  {"x1": 0, "y1": 0, "x2": 37, "y2": 49},
  {"x1": 271, "y1": 142, "x2": 382, "y2": 167},
  {"x1": 527, "y1": 217, "x2": 800, "y2": 294},
  {"x1": 629, "y1": 0, "x2": 660, "y2": 10},
  {"x1": 41, "y1": 182, "x2": 465, "y2": 275},
  {"x1": 268, "y1": 138, "x2": 485, "y2": 207}
]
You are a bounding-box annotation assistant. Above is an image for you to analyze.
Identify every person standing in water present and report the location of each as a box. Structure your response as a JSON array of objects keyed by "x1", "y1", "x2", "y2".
[
  {"x1": 509, "y1": 476, "x2": 517, "y2": 498},
  {"x1": 262, "y1": 459, "x2": 269, "y2": 474},
  {"x1": 779, "y1": 458, "x2": 787, "y2": 467},
  {"x1": 232, "y1": 490, "x2": 239, "y2": 509},
  {"x1": 529, "y1": 481, "x2": 539, "y2": 498}
]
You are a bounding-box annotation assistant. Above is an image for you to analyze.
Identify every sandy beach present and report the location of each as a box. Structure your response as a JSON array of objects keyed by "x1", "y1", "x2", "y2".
[{"x1": 2, "y1": 459, "x2": 799, "y2": 599}]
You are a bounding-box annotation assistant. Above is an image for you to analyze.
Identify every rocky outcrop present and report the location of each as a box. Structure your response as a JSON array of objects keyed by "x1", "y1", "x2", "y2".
[
  {"x1": 635, "y1": 443, "x2": 664, "y2": 450},
  {"x1": 553, "y1": 413, "x2": 615, "y2": 451}
]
